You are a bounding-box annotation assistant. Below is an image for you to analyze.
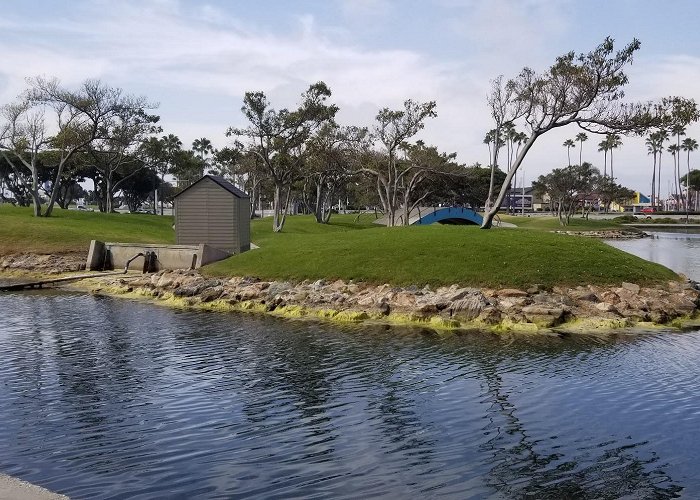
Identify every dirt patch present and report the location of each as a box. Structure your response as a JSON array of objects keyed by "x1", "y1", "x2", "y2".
[{"x1": 0, "y1": 252, "x2": 86, "y2": 274}]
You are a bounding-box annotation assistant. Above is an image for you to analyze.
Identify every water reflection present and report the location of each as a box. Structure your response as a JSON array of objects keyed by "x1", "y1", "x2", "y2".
[
  {"x1": 606, "y1": 231, "x2": 700, "y2": 280},
  {"x1": 0, "y1": 293, "x2": 698, "y2": 498}
]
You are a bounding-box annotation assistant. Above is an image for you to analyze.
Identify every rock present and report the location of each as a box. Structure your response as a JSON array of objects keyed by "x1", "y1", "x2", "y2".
[
  {"x1": 451, "y1": 294, "x2": 489, "y2": 320},
  {"x1": 569, "y1": 290, "x2": 599, "y2": 302},
  {"x1": 200, "y1": 286, "x2": 223, "y2": 302},
  {"x1": 621, "y1": 282, "x2": 641, "y2": 294},
  {"x1": 357, "y1": 294, "x2": 377, "y2": 307},
  {"x1": 496, "y1": 288, "x2": 529, "y2": 298},
  {"x1": 392, "y1": 292, "x2": 417, "y2": 308},
  {"x1": 477, "y1": 307, "x2": 502, "y2": 325},
  {"x1": 521, "y1": 305, "x2": 567, "y2": 327},
  {"x1": 378, "y1": 300, "x2": 391, "y2": 316},
  {"x1": 595, "y1": 302, "x2": 617, "y2": 313}
]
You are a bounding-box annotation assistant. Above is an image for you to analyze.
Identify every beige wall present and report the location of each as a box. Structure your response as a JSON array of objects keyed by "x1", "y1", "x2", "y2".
[
  {"x1": 86, "y1": 241, "x2": 231, "y2": 271},
  {"x1": 175, "y1": 177, "x2": 251, "y2": 254}
]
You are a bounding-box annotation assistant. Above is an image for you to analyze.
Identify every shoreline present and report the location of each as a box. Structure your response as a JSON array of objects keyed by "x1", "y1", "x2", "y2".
[
  {"x1": 66, "y1": 269, "x2": 700, "y2": 334},
  {"x1": 3, "y1": 251, "x2": 700, "y2": 334},
  {"x1": 0, "y1": 474, "x2": 68, "y2": 500}
]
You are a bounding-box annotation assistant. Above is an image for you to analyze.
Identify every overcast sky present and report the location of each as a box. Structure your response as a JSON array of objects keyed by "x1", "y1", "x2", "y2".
[{"x1": 2, "y1": 0, "x2": 700, "y2": 195}]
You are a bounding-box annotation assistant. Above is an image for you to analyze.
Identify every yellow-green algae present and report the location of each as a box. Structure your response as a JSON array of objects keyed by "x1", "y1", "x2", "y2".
[{"x1": 4, "y1": 270, "x2": 697, "y2": 335}]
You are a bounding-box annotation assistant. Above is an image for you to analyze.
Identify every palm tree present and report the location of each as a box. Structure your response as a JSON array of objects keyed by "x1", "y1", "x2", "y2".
[
  {"x1": 484, "y1": 128, "x2": 502, "y2": 210},
  {"x1": 563, "y1": 139, "x2": 576, "y2": 166},
  {"x1": 655, "y1": 129, "x2": 669, "y2": 209},
  {"x1": 598, "y1": 139, "x2": 609, "y2": 177},
  {"x1": 668, "y1": 143, "x2": 681, "y2": 209},
  {"x1": 575, "y1": 132, "x2": 588, "y2": 166},
  {"x1": 192, "y1": 137, "x2": 213, "y2": 177},
  {"x1": 682, "y1": 137, "x2": 698, "y2": 211},
  {"x1": 606, "y1": 133, "x2": 622, "y2": 180},
  {"x1": 159, "y1": 134, "x2": 182, "y2": 215},
  {"x1": 646, "y1": 133, "x2": 661, "y2": 207},
  {"x1": 671, "y1": 125, "x2": 686, "y2": 210}
]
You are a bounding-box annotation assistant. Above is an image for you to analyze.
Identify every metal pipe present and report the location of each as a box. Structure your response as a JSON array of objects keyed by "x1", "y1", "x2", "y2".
[{"x1": 123, "y1": 252, "x2": 144, "y2": 273}]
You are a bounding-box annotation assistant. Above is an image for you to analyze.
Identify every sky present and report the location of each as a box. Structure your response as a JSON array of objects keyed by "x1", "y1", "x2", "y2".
[{"x1": 2, "y1": 0, "x2": 700, "y2": 196}]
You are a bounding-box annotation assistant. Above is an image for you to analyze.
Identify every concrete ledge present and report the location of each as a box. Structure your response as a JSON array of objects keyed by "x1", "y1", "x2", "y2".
[
  {"x1": 86, "y1": 241, "x2": 231, "y2": 272},
  {"x1": 0, "y1": 474, "x2": 68, "y2": 500}
]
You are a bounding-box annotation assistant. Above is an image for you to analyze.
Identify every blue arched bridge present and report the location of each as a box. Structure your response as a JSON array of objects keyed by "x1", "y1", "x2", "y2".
[{"x1": 374, "y1": 206, "x2": 484, "y2": 226}]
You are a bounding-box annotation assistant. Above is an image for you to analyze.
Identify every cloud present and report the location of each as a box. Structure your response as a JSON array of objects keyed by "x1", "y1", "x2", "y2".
[{"x1": 0, "y1": 0, "x2": 698, "y2": 197}]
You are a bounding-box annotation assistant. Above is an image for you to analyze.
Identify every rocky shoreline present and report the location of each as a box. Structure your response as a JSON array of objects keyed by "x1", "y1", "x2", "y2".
[
  {"x1": 3, "y1": 249, "x2": 700, "y2": 333},
  {"x1": 71, "y1": 269, "x2": 700, "y2": 333}
]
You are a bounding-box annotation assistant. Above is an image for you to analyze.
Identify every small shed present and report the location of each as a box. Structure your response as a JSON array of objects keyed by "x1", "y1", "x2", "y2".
[{"x1": 174, "y1": 175, "x2": 250, "y2": 254}]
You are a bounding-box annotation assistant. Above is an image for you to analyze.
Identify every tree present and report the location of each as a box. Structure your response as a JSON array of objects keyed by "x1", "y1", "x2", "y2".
[
  {"x1": 681, "y1": 137, "x2": 698, "y2": 211},
  {"x1": 575, "y1": 132, "x2": 588, "y2": 165},
  {"x1": 481, "y1": 37, "x2": 698, "y2": 228},
  {"x1": 597, "y1": 176, "x2": 635, "y2": 213},
  {"x1": 212, "y1": 146, "x2": 267, "y2": 218},
  {"x1": 563, "y1": 139, "x2": 576, "y2": 166},
  {"x1": 680, "y1": 169, "x2": 700, "y2": 209},
  {"x1": 668, "y1": 143, "x2": 681, "y2": 209},
  {"x1": 671, "y1": 124, "x2": 686, "y2": 208},
  {"x1": 606, "y1": 133, "x2": 622, "y2": 180},
  {"x1": 483, "y1": 128, "x2": 503, "y2": 209},
  {"x1": 304, "y1": 123, "x2": 368, "y2": 224},
  {"x1": 360, "y1": 99, "x2": 437, "y2": 226},
  {"x1": 654, "y1": 129, "x2": 669, "y2": 207},
  {"x1": 170, "y1": 149, "x2": 204, "y2": 191},
  {"x1": 192, "y1": 137, "x2": 213, "y2": 176},
  {"x1": 140, "y1": 134, "x2": 181, "y2": 214},
  {"x1": 646, "y1": 132, "x2": 661, "y2": 207},
  {"x1": 533, "y1": 162, "x2": 599, "y2": 225},
  {"x1": 118, "y1": 164, "x2": 159, "y2": 212},
  {"x1": 394, "y1": 141, "x2": 460, "y2": 225},
  {"x1": 229, "y1": 82, "x2": 338, "y2": 232},
  {"x1": 435, "y1": 163, "x2": 506, "y2": 209},
  {"x1": 0, "y1": 77, "x2": 156, "y2": 217},
  {"x1": 86, "y1": 106, "x2": 160, "y2": 212},
  {"x1": 598, "y1": 138, "x2": 610, "y2": 178}
]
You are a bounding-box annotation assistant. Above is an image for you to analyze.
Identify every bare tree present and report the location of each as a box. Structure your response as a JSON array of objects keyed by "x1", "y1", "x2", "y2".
[
  {"x1": 360, "y1": 99, "x2": 437, "y2": 226},
  {"x1": 481, "y1": 37, "x2": 698, "y2": 228}
]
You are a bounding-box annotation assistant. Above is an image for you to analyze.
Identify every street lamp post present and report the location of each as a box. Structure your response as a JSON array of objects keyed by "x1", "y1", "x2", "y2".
[{"x1": 521, "y1": 168, "x2": 525, "y2": 216}]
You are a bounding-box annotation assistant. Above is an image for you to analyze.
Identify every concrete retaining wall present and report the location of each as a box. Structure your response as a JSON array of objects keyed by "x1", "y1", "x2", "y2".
[{"x1": 86, "y1": 241, "x2": 231, "y2": 272}]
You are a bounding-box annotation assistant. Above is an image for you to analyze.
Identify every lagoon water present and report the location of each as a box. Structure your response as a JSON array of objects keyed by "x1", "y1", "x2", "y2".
[
  {"x1": 2, "y1": 291, "x2": 700, "y2": 498},
  {"x1": 605, "y1": 230, "x2": 700, "y2": 281}
]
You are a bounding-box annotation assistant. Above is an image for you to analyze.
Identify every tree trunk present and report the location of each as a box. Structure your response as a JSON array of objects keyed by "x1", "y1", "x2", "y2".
[
  {"x1": 481, "y1": 134, "x2": 537, "y2": 228},
  {"x1": 657, "y1": 153, "x2": 663, "y2": 209},
  {"x1": 30, "y1": 161, "x2": 42, "y2": 217},
  {"x1": 272, "y1": 182, "x2": 291, "y2": 232}
]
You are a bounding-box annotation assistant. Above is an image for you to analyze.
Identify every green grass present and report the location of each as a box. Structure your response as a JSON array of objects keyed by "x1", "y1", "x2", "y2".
[
  {"x1": 0, "y1": 205, "x2": 174, "y2": 254},
  {"x1": 204, "y1": 214, "x2": 678, "y2": 288},
  {"x1": 0, "y1": 206, "x2": 678, "y2": 287},
  {"x1": 499, "y1": 215, "x2": 626, "y2": 231}
]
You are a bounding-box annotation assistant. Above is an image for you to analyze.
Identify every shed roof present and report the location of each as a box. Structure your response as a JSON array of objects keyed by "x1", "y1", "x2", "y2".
[{"x1": 174, "y1": 174, "x2": 249, "y2": 199}]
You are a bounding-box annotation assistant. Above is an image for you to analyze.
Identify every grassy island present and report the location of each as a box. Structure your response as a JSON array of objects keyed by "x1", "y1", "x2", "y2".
[{"x1": 0, "y1": 205, "x2": 678, "y2": 287}]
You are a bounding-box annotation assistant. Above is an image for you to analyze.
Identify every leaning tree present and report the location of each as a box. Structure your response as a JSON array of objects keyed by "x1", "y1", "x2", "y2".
[{"x1": 481, "y1": 37, "x2": 698, "y2": 229}]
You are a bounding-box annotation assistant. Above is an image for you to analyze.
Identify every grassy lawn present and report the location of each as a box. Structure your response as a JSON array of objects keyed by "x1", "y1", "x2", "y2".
[
  {"x1": 0, "y1": 206, "x2": 677, "y2": 287},
  {"x1": 0, "y1": 205, "x2": 174, "y2": 254},
  {"x1": 204, "y1": 214, "x2": 677, "y2": 288},
  {"x1": 499, "y1": 214, "x2": 628, "y2": 231}
]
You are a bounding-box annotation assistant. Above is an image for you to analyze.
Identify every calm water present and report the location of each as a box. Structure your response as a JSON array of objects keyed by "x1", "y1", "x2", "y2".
[
  {"x1": 606, "y1": 231, "x2": 700, "y2": 281},
  {"x1": 2, "y1": 292, "x2": 700, "y2": 498}
]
